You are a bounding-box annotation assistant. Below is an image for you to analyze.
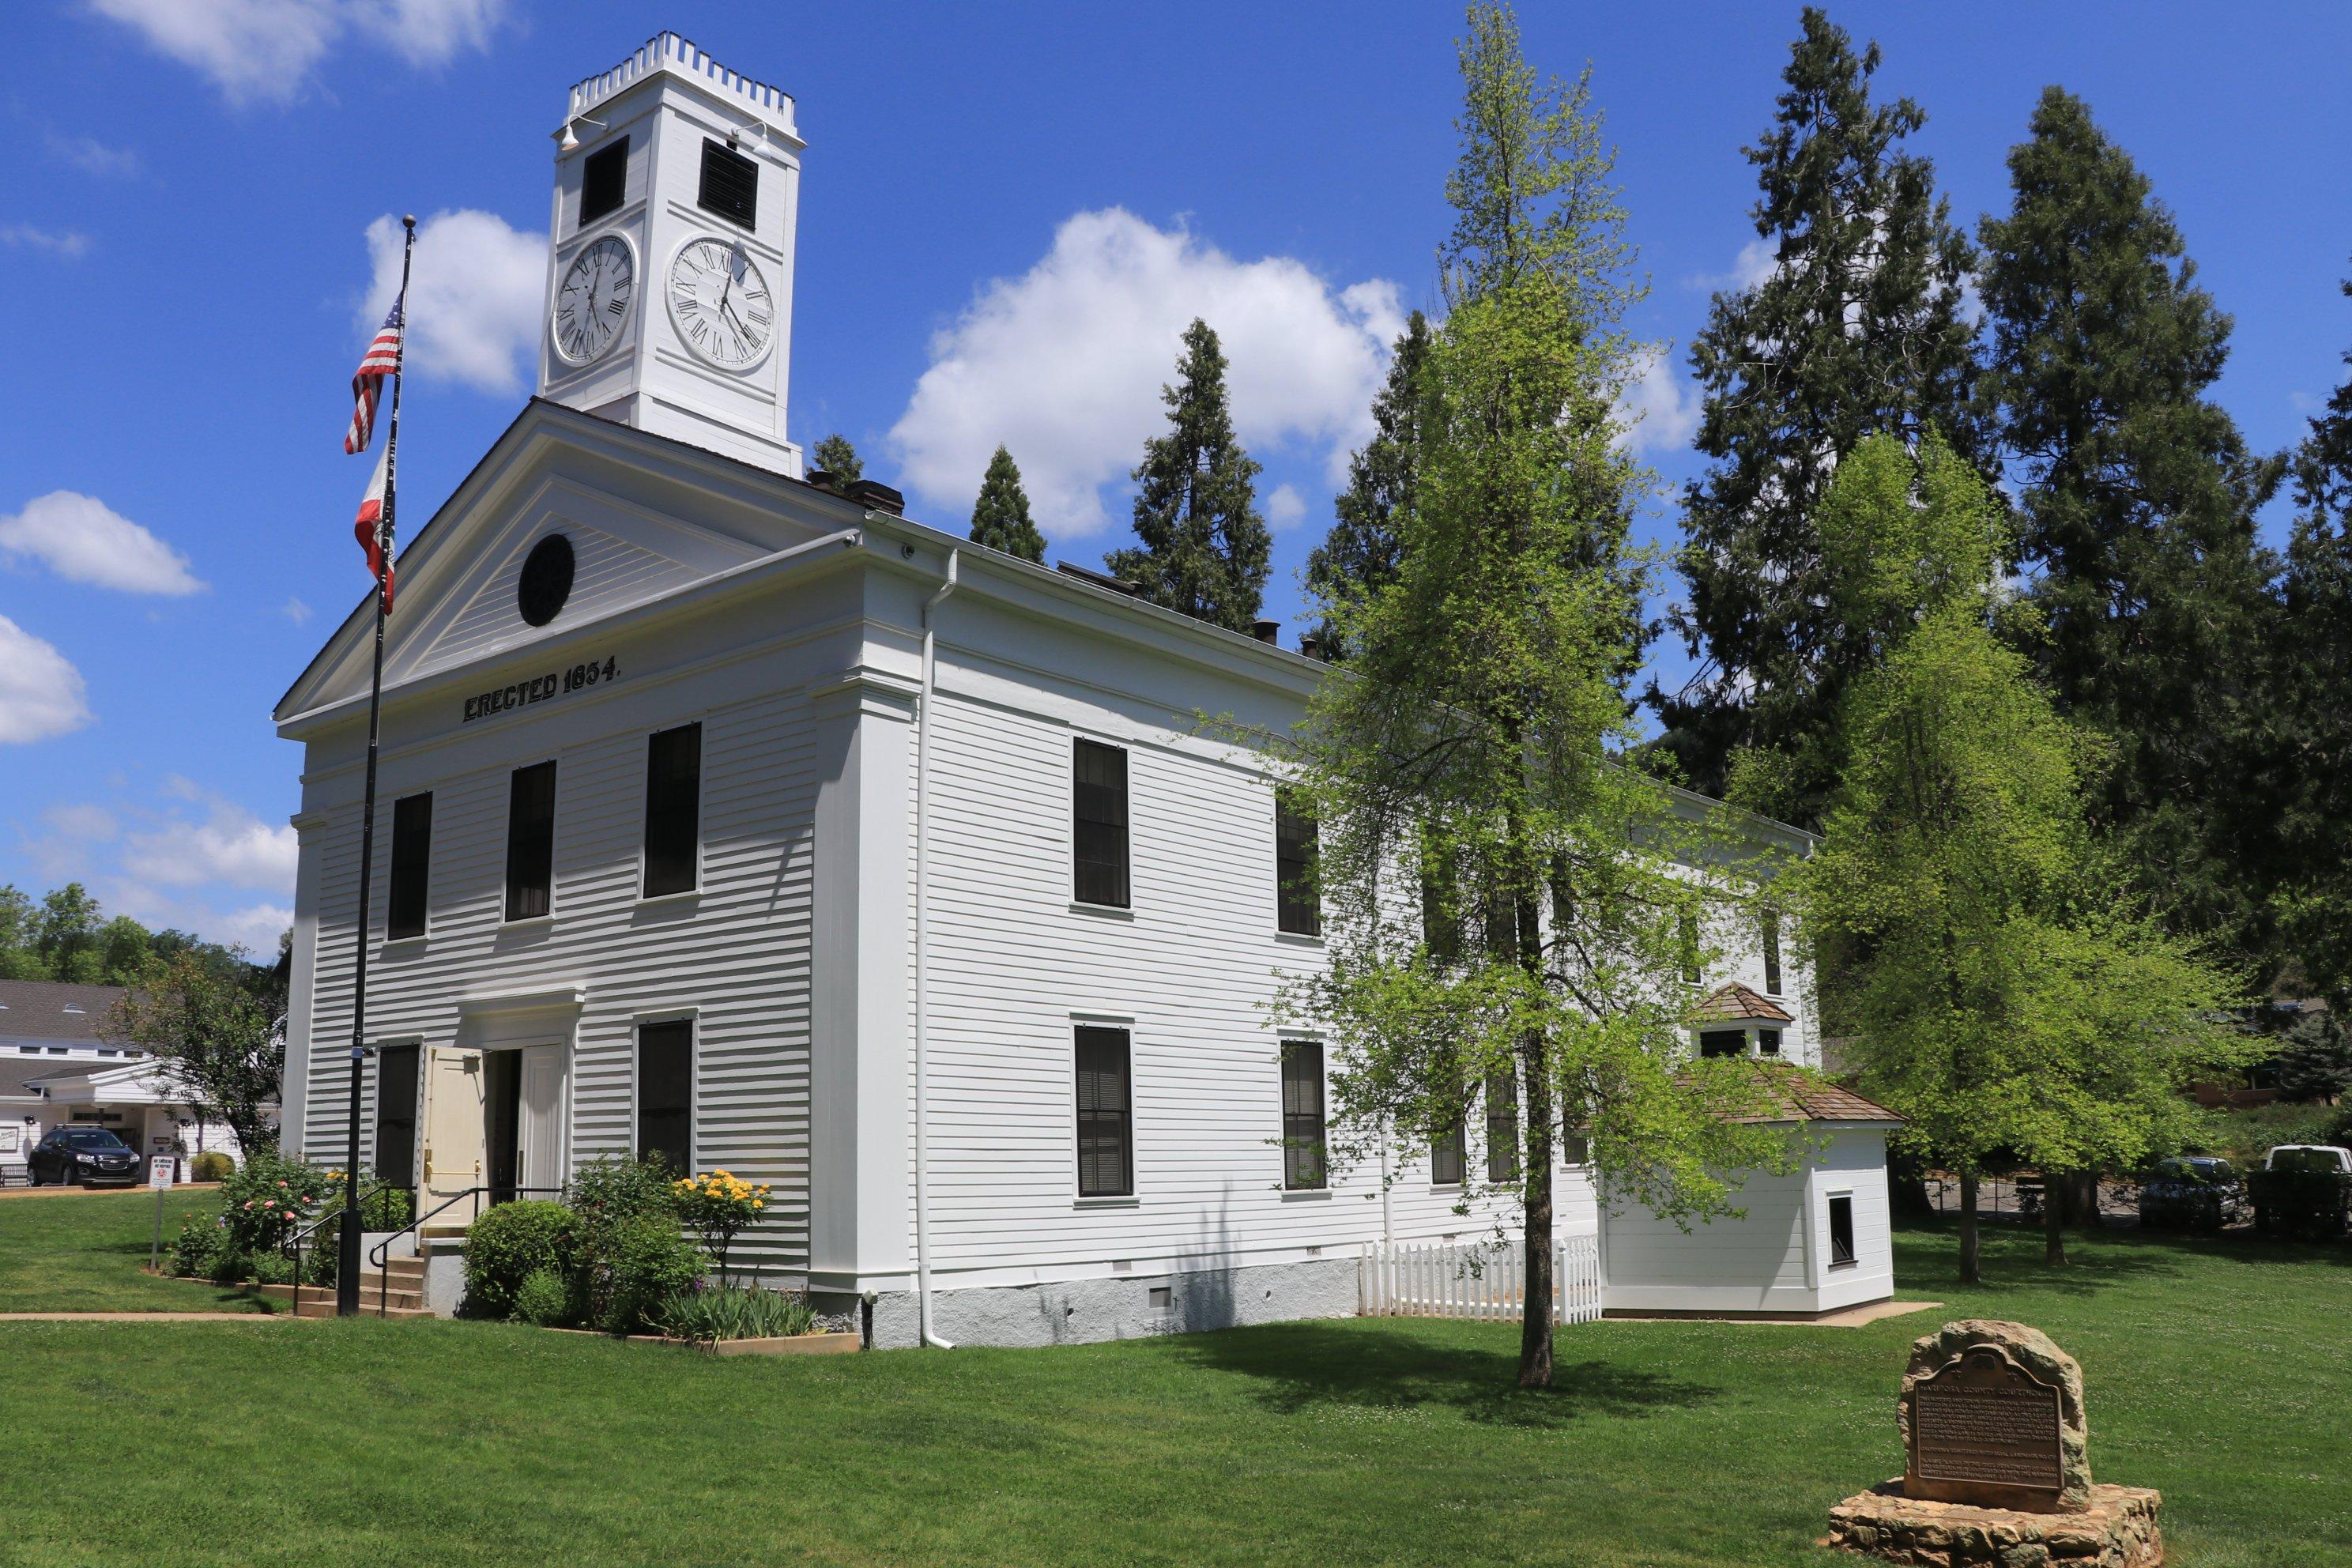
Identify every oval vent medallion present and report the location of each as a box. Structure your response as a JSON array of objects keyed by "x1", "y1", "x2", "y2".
[{"x1": 518, "y1": 533, "x2": 575, "y2": 628}]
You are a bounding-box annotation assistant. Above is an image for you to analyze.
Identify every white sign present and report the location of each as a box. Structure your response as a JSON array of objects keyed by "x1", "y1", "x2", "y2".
[{"x1": 149, "y1": 1156, "x2": 175, "y2": 1190}]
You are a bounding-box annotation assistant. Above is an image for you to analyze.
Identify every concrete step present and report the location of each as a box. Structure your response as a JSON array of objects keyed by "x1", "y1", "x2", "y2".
[
  {"x1": 291, "y1": 1297, "x2": 434, "y2": 1321},
  {"x1": 254, "y1": 1280, "x2": 427, "y2": 1312}
]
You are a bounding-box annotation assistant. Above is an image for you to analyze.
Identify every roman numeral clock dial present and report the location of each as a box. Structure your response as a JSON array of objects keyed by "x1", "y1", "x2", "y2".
[
  {"x1": 551, "y1": 234, "x2": 635, "y2": 366},
  {"x1": 666, "y1": 236, "x2": 774, "y2": 370}
]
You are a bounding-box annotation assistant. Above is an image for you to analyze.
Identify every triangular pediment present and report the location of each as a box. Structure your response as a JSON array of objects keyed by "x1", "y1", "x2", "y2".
[{"x1": 277, "y1": 401, "x2": 857, "y2": 725}]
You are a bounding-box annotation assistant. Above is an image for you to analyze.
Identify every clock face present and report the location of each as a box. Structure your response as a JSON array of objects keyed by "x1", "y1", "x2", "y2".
[
  {"x1": 666, "y1": 236, "x2": 775, "y2": 370},
  {"x1": 552, "y1": 235, "x2": 635, "y2": 366}
]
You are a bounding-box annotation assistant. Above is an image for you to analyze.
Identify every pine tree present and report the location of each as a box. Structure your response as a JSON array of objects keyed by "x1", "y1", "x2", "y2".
[
  {"x1": 1306, "y1": 311, "x2": 1434, "y2": 656},
  {"x1": 1105, "y1": 319, "x2": 1270, "y2": 631},
  {"x1": 1657, "y1": 7, "x2": 1979, "y2": 812},
  {"x1": 968, "y1": 445, "x2": 1046, "y2": 562},
  {"x1": 811, "y1": 433, "x2": 861, "y2": 482},
  {"x1": 1976, "y1": 87, "x2": 2282, "y2": 947}
]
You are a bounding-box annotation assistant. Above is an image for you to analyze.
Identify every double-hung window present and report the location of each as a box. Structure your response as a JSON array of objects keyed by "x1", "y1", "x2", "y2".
[
  {"x1": 1430, "y1": 1118, "x2": 1466, "y2": 1186},
  {"x1": 1072, "y1": 740, "x2": 1130, "y2": 909},
  {"x1": 504, "y1": 761, "x2": 557, "y2": 921},
  {"x1": 1484, "y1": 1069, "x2": 1520, "y2": 1183},
  {"x1": 386, "y1": 792, "x2": 432, "y2": 940},
  {"x1": 643, "y1": 722, "x2": 703, "y2": 898},
  {"x1": 637, "y1": 1020, "x2": 693, "y2": 1174},
  {"x1": 1074, "y1": 1025, "x2": 1133, "y2": 1197},
  {"x1": 1275, "y1": 790, "x2": 1320, "y2": 937},
  {"x1": 1280, "y1": 1041, "x2": 1327, "y2": 1190}
]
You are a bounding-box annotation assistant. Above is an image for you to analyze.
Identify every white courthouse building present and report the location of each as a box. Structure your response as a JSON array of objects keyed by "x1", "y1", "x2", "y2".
[{"x1": 276, "y1": 34, "x2": 1897, "y2": 1344}]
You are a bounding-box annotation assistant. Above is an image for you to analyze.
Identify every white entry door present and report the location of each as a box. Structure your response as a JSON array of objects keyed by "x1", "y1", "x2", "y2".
[{"x1": 517, "y1": 1044, "x2": 568, "y2": 1197}]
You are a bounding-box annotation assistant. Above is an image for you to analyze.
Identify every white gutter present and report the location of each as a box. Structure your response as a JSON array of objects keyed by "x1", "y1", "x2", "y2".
[{"x1": 913, "y1": 546, "x2": 959, "y2": 1348}]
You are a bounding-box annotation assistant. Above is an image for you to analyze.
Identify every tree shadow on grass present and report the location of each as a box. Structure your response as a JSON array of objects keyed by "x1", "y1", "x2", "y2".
[
  {"x1": 1893, "y1": 1217, "x2": 2350, "y2": 1296},
  {"x1": 1161, "y1": 1318, "x2": 1717, "y2": 1430}
]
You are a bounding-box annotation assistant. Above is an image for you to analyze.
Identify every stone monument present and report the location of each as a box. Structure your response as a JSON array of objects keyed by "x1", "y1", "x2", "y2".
[{"x1": 1826, "y1": 1320, "x2": 2163, "y2": 1568}]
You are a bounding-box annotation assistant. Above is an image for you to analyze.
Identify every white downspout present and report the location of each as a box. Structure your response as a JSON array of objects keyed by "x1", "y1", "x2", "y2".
[{"x1": 913, "y1": 546, "x2": 959, "y2": 1348}]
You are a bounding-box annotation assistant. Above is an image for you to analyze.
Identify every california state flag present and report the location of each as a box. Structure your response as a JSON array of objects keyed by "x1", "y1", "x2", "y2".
[{"x1": 355, "y1": 439, "x2": 394, "y2": 608}]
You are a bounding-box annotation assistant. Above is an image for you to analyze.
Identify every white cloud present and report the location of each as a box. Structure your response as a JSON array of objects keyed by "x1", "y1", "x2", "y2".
[
  {"x1": 890, "y1": 209, "x2": 1405, "y2": 536},
  {"x1": 100, "y1": 881, "x2": 291, "y2": 952},
  {"x1": 1616, "y1": 346, "x2": 1701, "y2": 457},
  {"x1": 0, "y1": 224, "x2": 92, "y2": 259},
  {"x1": 1687, "y1": 238, "x2": 1777, "y2": 294},
  {"x1": 363, "y1": 209, "x2": 544, "y2": 394},
  {"x1": 282, "y1": 596, "x2": 314, "y2": 624},
  {"x1": 0, "y1": 491, "x2": 205, "y2": 595},
  {"x1": 1267, "y1": 484, "x2": 1309, "y2": 533},
  {"x1": 86, "y1": 0, "x2": 507, "y2": 106},
  {"x1": 0, "y1": 616, "x2": 92, "y2": 744},
  {"x1": 121, "y1": 790, "x2": 299, "y2": 893},
  {"x1": 43, "y1": 129, "x2": 141, "y2": 177},
  {"x1": 44, "y1": 804, "x2": 119, "y2": 842}
]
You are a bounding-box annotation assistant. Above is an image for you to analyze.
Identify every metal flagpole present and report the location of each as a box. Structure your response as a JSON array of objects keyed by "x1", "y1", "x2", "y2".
[{"x1": 337, "y1": 214, "x2": 416, "y2": 1317}]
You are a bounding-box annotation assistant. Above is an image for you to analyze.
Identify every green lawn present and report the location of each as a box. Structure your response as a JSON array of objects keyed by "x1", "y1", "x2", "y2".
[
  {"x1": 0, "y1": 1211, "x2": 2345, "y2": 1566},
  {"x1": 0, "y1": 1188, "x2": 264, "y2": 1313}
]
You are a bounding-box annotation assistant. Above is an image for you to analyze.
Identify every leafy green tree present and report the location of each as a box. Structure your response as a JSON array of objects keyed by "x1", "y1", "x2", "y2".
[
  {"x1": 38, "y1": 884, "x2": 105, "y2": 983},
  {"x1": 1287, "y1": 6, "x2": 1792, "y2": 1389},
  {"x1": 968, "y1": 444, "x2": 1046, "y2": 562},
  {"x1": 1788, "y1": 434, "x2": 2251, "y2": 1280},
  {"x1": 1104, "y1": 318, "x2": 1270, "y2": 631},
  {"x1": 811, "y1": 433, "x2": 862, "y2": 482},
  {"x1": 0, "y1": 885, "x2": 46, "y2": 980},
  {"x1": 103, "y1": 948, "x2": 287, "y2": 1155},
  {"x1": 2271, "y1": 1010, "x2": 2352, "y2": 1105},
  {"x1": 1975, "y1": 87, "x2": 2282, "y2": 951},
  {"x1": 1306, "y1": 311, "x2": 1434, "y2": 657},
  {"x1": 1657, "y1": 6, "x2": 1980, "y2": 808}
]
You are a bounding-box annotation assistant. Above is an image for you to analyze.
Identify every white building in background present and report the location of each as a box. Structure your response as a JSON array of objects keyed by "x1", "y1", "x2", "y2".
[
  {"x1": 273, "y1": 33, "x2": 1897, "y2": 1344},
  {"x1": 0, "y1": 980, "x2": 249, "y2": 1183}
]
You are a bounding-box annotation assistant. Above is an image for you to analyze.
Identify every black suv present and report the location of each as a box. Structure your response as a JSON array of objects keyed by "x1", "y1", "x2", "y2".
[{"x1": 27, "y1": 1126, "x2": 142, "y2": 1187}]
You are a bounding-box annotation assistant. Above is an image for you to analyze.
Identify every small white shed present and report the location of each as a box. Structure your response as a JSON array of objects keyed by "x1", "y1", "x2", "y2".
[{"x1": 1598, "y1": 1072, "x2": 1902, "y2": 1318}]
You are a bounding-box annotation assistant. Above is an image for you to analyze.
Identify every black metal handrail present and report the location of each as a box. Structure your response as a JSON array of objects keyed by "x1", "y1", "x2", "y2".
[
  {"x1": 283, "y1": 1181, "x2": 414, "y2": 1317},
  {"x1": 366, "y1": 1184, "x2": 565, "y2": 1317}
]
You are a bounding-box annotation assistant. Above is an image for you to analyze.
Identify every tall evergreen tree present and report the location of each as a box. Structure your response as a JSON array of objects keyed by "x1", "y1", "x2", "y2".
[
  {"x1": 811, "y1": 433, "x2": 862, "y2": 481},
  {"x1": 967, "y1": 445, "x2": 1046, "y2": 562},
  {"x1": 1976, "y1": 87, "x2": 2282, "y2": 945},
  {"x1": 1657, "y1": 7, "x2": 1979, "y2": 812},
  {"x1": 1105, "y1": 319, "x2": 1270, "y2": 631},
  {"x1": 1306, "y1": 311, "x2": 1434, "y2": 655}
]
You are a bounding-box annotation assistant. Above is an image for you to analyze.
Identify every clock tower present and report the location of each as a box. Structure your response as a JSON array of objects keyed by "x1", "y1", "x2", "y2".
[{"x1": 539, "y1": 34, "x2": 805, "y2": 477}]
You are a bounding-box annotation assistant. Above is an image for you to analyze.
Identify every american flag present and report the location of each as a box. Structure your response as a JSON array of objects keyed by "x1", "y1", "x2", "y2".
[{"x1": 344, "y1": 296, "x2": 404, "y2": 454}]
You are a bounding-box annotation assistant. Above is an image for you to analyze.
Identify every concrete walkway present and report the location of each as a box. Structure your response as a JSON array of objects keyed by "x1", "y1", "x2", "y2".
[
  {"x1": 0, "y1": 1310, "x2": 295, "y2": 1321},
  {"x1": 1606, "y1": 1299, "x2": 1943, "y2": 1328}
]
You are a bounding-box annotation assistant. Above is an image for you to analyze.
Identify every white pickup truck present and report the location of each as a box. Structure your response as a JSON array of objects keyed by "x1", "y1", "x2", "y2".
[{"x1": 2264, "y1": 1144, "x2": 2352, "y2": 1174}]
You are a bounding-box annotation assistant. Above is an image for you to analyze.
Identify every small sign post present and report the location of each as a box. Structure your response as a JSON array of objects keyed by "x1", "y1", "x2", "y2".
[{"x1": 149, "y1": 1154, "x2": 175, "y2": 1271}]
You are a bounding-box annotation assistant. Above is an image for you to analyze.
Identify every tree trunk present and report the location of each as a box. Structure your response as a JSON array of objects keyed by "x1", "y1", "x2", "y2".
[
  {"x1": 1958, "y1": 1170, "x2": 1982, "y2": 1284},
  {"x1": 2075, "y1": 1170, "x2": 2105, "y2": 1231},
  {"x1": 1515, "y1": 874, "x2": 1554, "y2": 1389},
  {"x1": 2043, "y1": 1172, "x2": 2068, "y2": 1266}
]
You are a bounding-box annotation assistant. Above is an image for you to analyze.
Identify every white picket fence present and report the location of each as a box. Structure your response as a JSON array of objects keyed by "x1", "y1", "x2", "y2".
[{"x1": 1359, "y1": 1234, "x2": 1603, "y2": 1325}]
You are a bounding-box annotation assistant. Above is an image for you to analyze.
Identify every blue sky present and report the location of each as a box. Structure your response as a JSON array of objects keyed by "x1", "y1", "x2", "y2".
[{"x1": 3, "y1": 1, "x2": 2349, "y2": 948}]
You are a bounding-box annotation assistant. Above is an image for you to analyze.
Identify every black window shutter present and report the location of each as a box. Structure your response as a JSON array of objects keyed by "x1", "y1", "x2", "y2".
[
  {"x1": 386, "y1": 792, "x2": 433, "y2": 940},
  {"x1": 1275, "y1": 790, "x2": 1320, "y2": 936},
  {"x1": 505, "y1": 761, "x2": 557, "y2": 921},
  {"x1": 1072, "y1": 740, "x2": 1130, "y2": 908},
  {"x1": 579, "y1": 135, "x2": 629, "y2": 227},
  {"x1": 1280, "y1": 1041, "x2": 1326, "y2": 1189},
  {"x1": 1074, "y1": 1025, "x2": 1133, "y2": 1197},
  {"x1": 373, "y1": 1043, "x2": 420, "y2": 1183},
  {"x1": 643, "y1": 722, "x2": 703, "y2": 897},
  {"x1": 637, "y1": 1020, "x2": 694, "y2": 1174},
  {"x1": 697, "y1": 139, "x2": 759, "y2": 228}
]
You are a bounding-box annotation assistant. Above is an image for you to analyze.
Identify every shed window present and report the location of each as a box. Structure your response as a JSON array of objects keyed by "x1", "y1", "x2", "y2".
[
  {"x1": 386, "y1": 792, "x2": 432, "y2": 940},
  {"x1": 1762, "y1": 908, "x2": 1783, "y2": 996},
  {"x1": 1698, "y1": 1030, "x2": 1747, "y2": 1060},
  {"x1": 1828, "y1": 1193, "x2": 1856, "y2": 1268},
  {"x1": 1757, "y1": 1028, "x2": 1782, "y2": 1057},
  {"x1": 643, "y1": 722, "x2": 703, "y2": 897},
  {"x1": 1430, "y1": 1118, "x2": 1465, "y2": 1186},
  {"x1": 1275, "y1": 790, "x2": 1320, "y2": 936},
  {"x1": 697, "y1": 138, "x2": 758, "y2": 228},
  {"x1": 1075, "y1": 1025, "x2": 1133, "y2": 1197},
  {"x1": 374, "y1": 1043, "x2": 420, "y2": 1184},
  {"x1": 504, "y1": 761, "x2": 556, "y2": 921},
  {"x1": 1484, "y1": 1069, "x2": 1520, "y2": 1183},
  {"x1": 1072, "y1": 740, "x2": 1130, "y2": 909},
  {"x1": 579, "y1": 135, "x2": 628, "y2": 227},
  {"x1": 1280, "y1": 1041, "x2": 1326, "y2": 1190},
  {"x1": 637, "y1": 1020, "x2": 693, "y2": 1174}
]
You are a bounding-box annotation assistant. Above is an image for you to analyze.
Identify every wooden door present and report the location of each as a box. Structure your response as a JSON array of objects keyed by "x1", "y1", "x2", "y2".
[
  {"x1": 420, "y1": 1048, "x2": 485, "y2": 1216},
  {"x1": 517, "y1": 1045, "x2": 567, "y2": 1199}
]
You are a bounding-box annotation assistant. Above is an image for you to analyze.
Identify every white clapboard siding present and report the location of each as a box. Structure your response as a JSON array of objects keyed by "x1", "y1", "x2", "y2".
[
  {"x1": 298, "y1": 683, "x2": 819, "y2": 1278},
  {"x1": 1358, "y1": 1236, "x2": 1602, "y2": 1325}
]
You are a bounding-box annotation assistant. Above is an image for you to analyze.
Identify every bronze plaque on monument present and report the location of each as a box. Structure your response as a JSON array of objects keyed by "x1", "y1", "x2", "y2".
[{"x1": 1909, "y1": 1345, "x2": 2065, "y2": 1499}]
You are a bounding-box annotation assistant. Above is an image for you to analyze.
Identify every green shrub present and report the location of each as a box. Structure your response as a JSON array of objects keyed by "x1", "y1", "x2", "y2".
[
  {"x1": 167, "y1": 1209, "x2": 230, "y2": 1278},
  {"x1": 247, "y1": 1252, "x2": 296, "y2": 1286},
  {"x1": 591, "y1": 1215, "x2": 703, "y2": 1335},
  {"x1": 512, "y1": 1268, "x2": 578, "y2": 1329},
  {"x1": 658, "y1": 1283, "x2": 816, "y2": 1342},
  {"x1": 462, "y1": 1200, "x2": 579, "y2": 1318},
  {"x1": 218, "y1": 1148, "x2": 338, "y2": 1258},
  {"x1": 207, "y1": 1247, "x2": 253, "y2": 1286},
  {"x1": 2248, "y1": 1167, "x2": 2352, "y2": 1242},
  {"x1": 566, "y1": 1157, "x2": 681, "y2": 1328},
  {"x1": 190, "y1": 1151, "x2": 234, "y2": 1182}
]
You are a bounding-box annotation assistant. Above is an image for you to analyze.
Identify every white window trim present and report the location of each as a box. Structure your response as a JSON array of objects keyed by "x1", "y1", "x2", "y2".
[
  {"x1": 1069, "y1": 1011, "x2": 1137, "y2": 1205},
  {"x1": 1069, "y1": 735, "x2": 1134, "y2": 914},
  {"x1": 1277, "y1": 1033, "x2": 1329, "y2": 1195},
  {"x1": 1823, "y1": 1185, "x2": 1859, "y2": 1272},
  {"x1": 501, "y1": 755, "x2": 562, "y2": 926}
]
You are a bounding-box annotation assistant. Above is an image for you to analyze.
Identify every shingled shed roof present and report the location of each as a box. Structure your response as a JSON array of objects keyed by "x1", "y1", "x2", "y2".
[
  {"x1": 1690, "y1": 982, "x2": 1793, "y2": 1023},
  {"x1": 1713, "y1": 1061, "x2": 1903, "y2": 1125}
]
